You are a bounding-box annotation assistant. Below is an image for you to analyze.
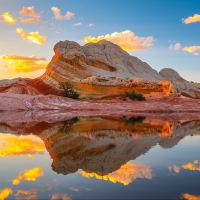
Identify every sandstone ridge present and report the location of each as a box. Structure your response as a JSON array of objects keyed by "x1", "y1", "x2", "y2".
[
  {"x1": 41, "y1": 40, "x2": 172, "y2": 96},
  {"x1": 0, "y1": 39, "x2": 200, "y2": 98},
  {"x1": 39, "y1": 39, "x2": 200, "y2": 97}
]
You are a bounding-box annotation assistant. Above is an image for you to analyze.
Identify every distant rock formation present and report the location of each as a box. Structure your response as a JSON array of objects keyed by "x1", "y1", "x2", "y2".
[
  {"x1": 159, "y1": 68, "x2": 200, "y2": 98},
  {"x1": 193, "y1": 83, "x2": 200, "y2": 90}
]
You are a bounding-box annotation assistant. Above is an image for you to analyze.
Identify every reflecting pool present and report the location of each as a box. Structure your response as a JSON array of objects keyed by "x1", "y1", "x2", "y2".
[{"x1": 0, "y1": 111, "x2": 200, "y2": 199}]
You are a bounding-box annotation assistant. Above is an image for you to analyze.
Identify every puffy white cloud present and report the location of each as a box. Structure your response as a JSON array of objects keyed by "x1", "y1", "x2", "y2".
[
  {"x1": 72, "y1": 22, "x2": 82, "y2": 27},
  {"x1": 88, "y1": 23, "x2": 94, "y2": 26},
  {"x1": 82, "y1": 30, "x2": 154, "y2": 52}
]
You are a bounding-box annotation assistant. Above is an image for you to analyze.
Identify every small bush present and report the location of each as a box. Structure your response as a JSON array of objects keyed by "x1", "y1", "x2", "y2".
[
  {"x1": 122, "y1": 91, "x2": 146, "y2": 101},
  {"x1": 59, "y1": 82, "x2": 80, "y2": 99}
]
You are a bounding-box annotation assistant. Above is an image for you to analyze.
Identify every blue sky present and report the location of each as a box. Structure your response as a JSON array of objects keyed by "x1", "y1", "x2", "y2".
[{"x1": 0, "y1": 0, "x2": 199, "y2": 81}]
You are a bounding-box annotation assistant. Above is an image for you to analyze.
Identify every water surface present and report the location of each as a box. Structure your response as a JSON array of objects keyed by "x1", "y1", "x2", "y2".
[{"x1": 0, "y1": 113, "x2": 200, "y2": 199}]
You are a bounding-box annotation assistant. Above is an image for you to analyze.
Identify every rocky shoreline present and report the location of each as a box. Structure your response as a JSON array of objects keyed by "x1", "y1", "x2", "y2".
[{"x1": 0, "y1": 92, "x2": 200, "y2": 112}]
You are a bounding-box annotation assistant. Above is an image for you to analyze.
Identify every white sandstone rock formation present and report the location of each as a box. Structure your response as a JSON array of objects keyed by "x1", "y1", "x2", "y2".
[
  {"x1": 41, "y1": 40, "x2": 171, "y2": 96},
  {"x1": 159, "y1": 68, "x2": 200, "y2": 98}
]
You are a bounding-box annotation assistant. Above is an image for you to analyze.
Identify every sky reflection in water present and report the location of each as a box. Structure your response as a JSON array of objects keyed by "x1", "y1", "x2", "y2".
[{"x1": 0, "y1": 113, "x2": 200, "y2": 199}]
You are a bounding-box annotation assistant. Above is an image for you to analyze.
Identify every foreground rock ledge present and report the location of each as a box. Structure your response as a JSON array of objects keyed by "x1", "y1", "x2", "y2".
[{"x1": 1, "y1": 93, "x2": 200, "y2": 112}]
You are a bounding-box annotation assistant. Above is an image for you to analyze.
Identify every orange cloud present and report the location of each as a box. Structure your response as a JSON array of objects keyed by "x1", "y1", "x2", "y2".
[
  {"x1": 0, "y1": 133, "x2": 45, "y2": 157},
  {"x1": 182, "y1": 160, "x2": 200, "y2": 171},
  {"x1": 0, "y1": 55, "x2": 48, "y2": 72},
  {"x1": 82, "y1": 30, "x2": 154, "y2": 52},
  {"x1": 169, "y1": 160, "x2": 200, "y2": 174},
  {"x1": 51, "y1": 193, "x2": 71, "y2": 200},
  {"x1": 182, "y1": 46, "x2": 200, "y2": 55},
  {"x1": 72, "y1": 22, "x2": 82, "y2": 27},
  {"x1": 16, "y1": 28, "x2": 46, "y2": 44},
  {"x1": 169, "y1": 43, "x2": 181, "y2": 50},
  {"x1": 19, "y1": 6, "x2": 43, "y2": 18},
  {"x1": 168, "y1": 165, "x2": 181, "y2": 173},
  {"x1": 20, "y1": 17, "x2": 42, "y2": 24},
  {"x1": 16, "y1": 189, "x2": 42, "y2": 196},
  {"x1": 0, "y1": 188, "x2": 13, "y2": 200},
  {"x1": 80, "y1": 162, "x2": 152, "y2": 185},
  {"x1": 51, "y1": 7, "x2": 75, "y2": 20},
  {"x1": 183, "y1": 14, "x2": 200, "y2": 24},
  {"x1": 16, "y1": 195, "x2": 38, "y2": 200},
  {"x1": 182, "y1": 193, "x2": 200, "y2": 200},
  {"x1": 0, "y1": 12, "x2": 16, "y2": 24},
  {"x1": 12, "y1": 168, "x2": 44, "y2": 185},
  {"x1": 15, "y1": 189, "x2": 41, "y2": 199}
]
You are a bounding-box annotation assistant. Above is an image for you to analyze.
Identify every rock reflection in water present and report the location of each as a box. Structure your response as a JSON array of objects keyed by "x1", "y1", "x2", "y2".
[
  {"x1": 1, "y1": 112, "x2": 200, "y2": 179},
  {"x1": 38, "y1": 116, "x2": 200, "y2": 176}
]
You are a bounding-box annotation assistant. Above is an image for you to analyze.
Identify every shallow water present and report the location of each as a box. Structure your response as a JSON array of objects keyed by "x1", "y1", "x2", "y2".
[{"x1": 0, "y1": 113, "x2": 200, "y2": 199}]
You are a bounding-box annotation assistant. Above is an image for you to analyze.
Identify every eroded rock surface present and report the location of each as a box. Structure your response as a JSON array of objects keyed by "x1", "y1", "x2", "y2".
[
  {"x1": 1, "y1": 40, "x2": 200, "y2": 98},
  {"x1": 41, "y1": 40, "x2": 172, "y2": 96},
  {"x1": 159, "y1": 68, "x2": 200, "y2": 98},
  {"x1": 1, "y1": 93, "x2": 200, "y2": 112}
]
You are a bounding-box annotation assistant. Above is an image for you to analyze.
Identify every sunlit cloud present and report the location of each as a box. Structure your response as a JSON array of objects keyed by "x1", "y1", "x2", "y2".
[
  {"x1": 15, "y1": 189, "x2": 42, "y2": 196},
  {"x1": 182, "y1": 160, "x2": 200, "y2": 171},
  {"x1": 12, "y1": 168, "x2": 44, "y2": 185},
  {"x1": 16, "y1": 28, "x2": 46, "y2": 44},
  {"x1": 15, "y1": 189, "x2": 41, "y2": 200},
  {"x1": 51, "y1": 7, "x2": 75, "y2": 20},
  {"x1": 88, "y1": 23, "x2": 94, "y2": 26},
  {"x1": 0, "y1": 55, "x2": 48, "y2": 73},
  {"x1": 183, "y1": 14, "x2": 200, "y2": 24},
  {"x1": 72, "y1": 22, "x2": 82, "y2": 27},
  {"x1": 169, "y1": 43, "x2": 181, "y2": 50},
  {"x1": 69, "y1": 187, "x2": 79, "y2": 192},
  {"x1": 0, "y1": 188, "x2": 13, "y2": 200},
  {"x1": 168, "y1": 165, "x2": 180, "y2": 173},
  {"x1": 182, "y1": 46, "x2": 200, "y2": 56},
  {"x1": 19, "y1": 6, "x2": 43, "y2": 18},
  {"x1": 0, "y1": 12, "x2": 16, "y2": 24},
  {"x1": 80, "y1": 162, "x2": 152, "y2": 186},
  {"x1": 20, "y1": 17, "x2": 42, "y2": 24},
  {"x1": 169, "y1": 160, "x2": 200, "y2": 174},
  {"x1": 82, "y1": 30, "x2": 154, "y2": 52},
  {"x1": 42, "y1": 24, "x2": 55, "y2": 29},
  {"x1": 182, "y1": 193, "x2": 200, "y2": 200},
  {"x1": 51, "y1": 193, "x2": 71, "y2": 200}
]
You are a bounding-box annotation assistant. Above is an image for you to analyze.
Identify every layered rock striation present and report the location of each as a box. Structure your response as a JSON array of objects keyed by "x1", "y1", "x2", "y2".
[
  {"x1": 0, "y1": 39, "x2": 200, "y2": 98},
  {"x1": 41, "y1": 40, "x2": 172, "y2": 96},
  {"x1": 39, "y1": 39, "x2": 200, "y2": 97}
]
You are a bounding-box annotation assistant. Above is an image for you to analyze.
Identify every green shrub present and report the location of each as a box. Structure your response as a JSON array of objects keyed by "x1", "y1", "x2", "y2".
[
  {"x1": 59, "y1": 82, "x2": 80, "y2": 99},
  {"x1": 122, "y1": 90, "x2": 146, "y2": 101}
]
